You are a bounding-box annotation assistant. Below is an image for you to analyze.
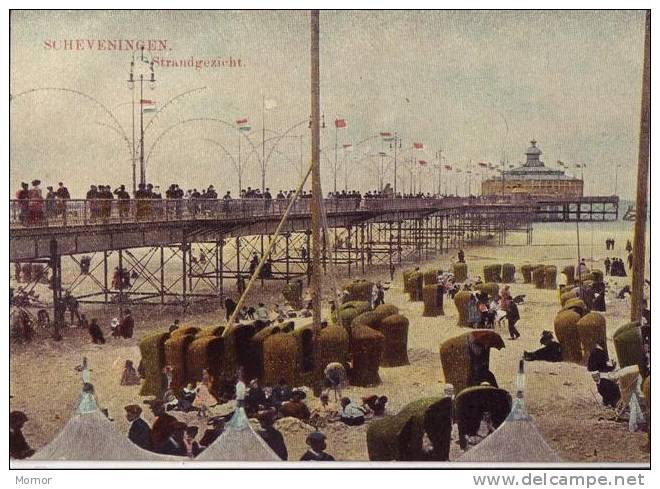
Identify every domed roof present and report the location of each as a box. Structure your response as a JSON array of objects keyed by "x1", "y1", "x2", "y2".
[{"x1": 526, "y1": 140, "x2": 542, "y2": 156}]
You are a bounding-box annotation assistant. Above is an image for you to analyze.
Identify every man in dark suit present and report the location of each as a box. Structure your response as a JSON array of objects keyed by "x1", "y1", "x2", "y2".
[
  {"x1": 300, "y1": 431, "x2": 334, "y2": 461},
  {"x1": 148, "y1": 400, "x2": 178, "y2": 453},
  {"x1": 125, "y1": 404, "x2": 151, "y2": 451}
]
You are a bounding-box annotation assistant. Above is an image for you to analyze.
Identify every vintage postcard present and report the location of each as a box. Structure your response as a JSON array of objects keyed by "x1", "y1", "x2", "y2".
[{"x1": 8, "y1": 8, "x2": 651, "y2": 470}]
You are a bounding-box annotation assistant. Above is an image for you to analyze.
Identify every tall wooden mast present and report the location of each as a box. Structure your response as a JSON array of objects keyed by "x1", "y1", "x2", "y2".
[
  {"x1": 310, "y1": 10, "x2": 323, "y2": 332},
  {"x1": 630, "y1": 10, "x2": 650, "y2": 323}
]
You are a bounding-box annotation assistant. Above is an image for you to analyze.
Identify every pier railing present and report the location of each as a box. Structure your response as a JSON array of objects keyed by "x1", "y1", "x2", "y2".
[{"x1": 8, "y1": 194, "x2": 544, "y2": 230}]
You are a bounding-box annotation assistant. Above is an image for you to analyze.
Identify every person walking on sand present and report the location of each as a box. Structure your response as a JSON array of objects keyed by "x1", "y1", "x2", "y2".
[
  {"x1": 506, "y1": 300, "x2": 521, "y2": 340},
  {"x1": 628, "y1": 252, "x2": 633, "y2": 270},
  {"x1": 604, "y1": 257, "x2": 611, "y2": 276}
]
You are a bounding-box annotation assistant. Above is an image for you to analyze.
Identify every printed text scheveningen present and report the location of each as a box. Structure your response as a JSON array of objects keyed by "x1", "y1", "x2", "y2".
[{"x1": 43, "y1": 39, "x2": 170, "y2": 51}]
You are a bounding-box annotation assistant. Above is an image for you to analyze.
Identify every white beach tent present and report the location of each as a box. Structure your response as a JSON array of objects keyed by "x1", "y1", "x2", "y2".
[
  {"x1": 457, "y1": 409, "x2": 562, "y2": 463},
  {"x1": 458, "y1": 359, "x2": 562, "y2": 464},
  {"x1": 30, "y1": 409, "x2": 174, "y2": 462},
  {"x1": 196, "y1": 407, "x2": 281, "y2": 462},
  {"x1": 26, "y1": 373, "x2": 175, "y2": 463}
]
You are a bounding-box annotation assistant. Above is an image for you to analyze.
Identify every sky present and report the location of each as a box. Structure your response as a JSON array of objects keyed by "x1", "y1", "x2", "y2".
[{"x1": 9, "y1": 10, "x2": 646, "y2": 198}]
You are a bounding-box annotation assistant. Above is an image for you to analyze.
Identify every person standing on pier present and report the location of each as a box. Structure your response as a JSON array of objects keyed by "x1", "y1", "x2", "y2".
[
  {"x1": 45, "y1": 186, "x2": 57, "y2": 219},
  {"x1": 27, "y1": 179, "x2": 44, "y2": 225},
  {"x1": 114, "y1": 184, "x2": 131, "y2": 219},
  {"x1": 56, "y1": 181, "x2": 70, "y2": 216},
  {"x1": 16, "y1": 182, "x2": 29, "y2": 225}
]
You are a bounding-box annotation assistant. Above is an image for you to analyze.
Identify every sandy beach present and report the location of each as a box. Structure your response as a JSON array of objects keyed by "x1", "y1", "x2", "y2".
[{"x1": 9, "y1": 220, "x2": 650, "y2": 464}]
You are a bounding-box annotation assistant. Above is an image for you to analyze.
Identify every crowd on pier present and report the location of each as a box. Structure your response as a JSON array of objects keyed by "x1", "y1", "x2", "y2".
[{"x1": 14, "y1": 178, "x2": 455, "y2": 227}]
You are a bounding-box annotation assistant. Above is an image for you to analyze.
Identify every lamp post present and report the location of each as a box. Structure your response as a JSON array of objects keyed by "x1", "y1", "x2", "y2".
[{"x1": 128, "y1": 46, "x2": 156, "y2": 189}]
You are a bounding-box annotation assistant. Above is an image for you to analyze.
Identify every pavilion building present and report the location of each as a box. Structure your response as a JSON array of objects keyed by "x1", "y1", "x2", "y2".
[{"x1": 481, "y1": 140, "x2": 583, "y2": 198}]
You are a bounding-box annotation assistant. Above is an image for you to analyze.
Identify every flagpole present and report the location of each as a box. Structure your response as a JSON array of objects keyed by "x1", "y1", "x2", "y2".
[
  {"x1": 139, "y1": 72, "x2": 145, "y2": 186},
  {"x1": 131, "y1": 79, "x2": 136, "y2": 195},
  {"x1": 334, "y1": 123, "x2": 338, "y2": 193},
  {"x1": 437, "y1": 149, "x2": 442, "y2": 196},
  {"x1": 310, "y1": 9, "x2": 323, "y2": 335},
  {"x1": 630, "y1": 9, "x2": 650, "y2": 323},
  {"x1": 394, "y1": 132, "x2": 398, "y2": 195},
  {"x1": 344, "y1": 151, "x2": 350, "y2": 193},
  {"x1": 262, "y1": 95, "x2": 266, "y2": 194},
  {"x1": 468, "y1": 159, "x2": 472, "y2": 196},
  {"x1": 299, "y1": 134, "x2": 304, "y2": 187},
  {"x1": 238, "y1": 130, "x2": 242, "y2": 193}
]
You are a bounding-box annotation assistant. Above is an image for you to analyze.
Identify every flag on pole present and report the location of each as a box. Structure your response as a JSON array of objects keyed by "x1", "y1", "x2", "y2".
[
  {"x1": 342, "y1": 143, "x2": 353, "y2": 151},
  {"x1": 478, "y1": 162, "x2": 488, "y2": 168},
  {"x1": 418, "y1": 160, "x2": 428, "y2": 166},
  {"x1": 413, "y1": 142, "x2": 424, "y2": 150},
  {"x1": 264, "y1": 99, "x2": 278, "y2": 110},
  {"x1": 236, "y1": 118, "x2": 251, "y2": 132},
  {"x1": 141, "y1": 99, "x2": 156, "y2": 113},
  {"x1": 378, "y1": 151, "x2": 387, "y2": 156},
  {"x1": 380, "y1": 132, "x2": 394, "y2": 141},
  {"x1": 444, "y1": 165, "x2": 452, "y2": 171},
  {"x1": 335, "y1": 118, "x2": 347, "y2": 128}
]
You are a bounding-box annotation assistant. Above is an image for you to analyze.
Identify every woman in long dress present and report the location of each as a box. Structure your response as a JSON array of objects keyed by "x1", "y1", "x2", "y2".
[{"x1": 193, "y1": 368, "x2": 218, "y2": 417}]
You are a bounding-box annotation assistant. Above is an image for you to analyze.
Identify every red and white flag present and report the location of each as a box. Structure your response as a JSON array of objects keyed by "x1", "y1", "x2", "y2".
[
  {"x1": 444, "y1": 165, "x2": 453, "y2": 171},
  {"x1": 418, "y1": 160, "x2": 428, "y2": 166},
  {"x1": 380, "y1": 132, "x2": 394, "y2": 141},
  {"x1": 140, "y1": 99, "x2": 155, "y2": 105},
  {"x1": 413, "y1": 142, "x2": 424, "y2": 150},
  {"x1": 342, "y1": 143, "x2": 353, "y2": 152},
  {"x1": 478, "y1": 162, "x2": 488, "y2": 168},
  {"x1": 335, "y1": 118, "x2": 347, "y2": 128},
  {"x1": 236, "y1": 118, "x2": 249, "y2": 126}
]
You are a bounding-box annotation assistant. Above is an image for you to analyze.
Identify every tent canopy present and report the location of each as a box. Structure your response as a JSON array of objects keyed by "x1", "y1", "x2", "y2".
[
  {"x1": 31, "y1": 410, "x2": 174, "y2": 461},
  {"x1": 196, "y1": 408, "x2": 281, "y2": 462}
]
